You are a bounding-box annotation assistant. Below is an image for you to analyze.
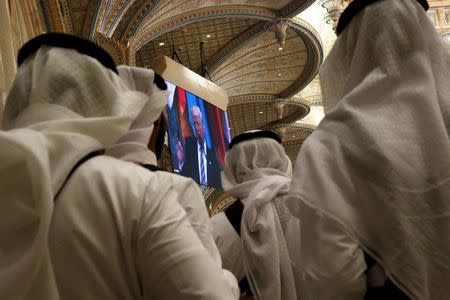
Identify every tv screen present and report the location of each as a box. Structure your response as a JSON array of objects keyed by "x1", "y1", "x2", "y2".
[{"x1": 166, "y1": 80, "x2": 231, "y2": 188}]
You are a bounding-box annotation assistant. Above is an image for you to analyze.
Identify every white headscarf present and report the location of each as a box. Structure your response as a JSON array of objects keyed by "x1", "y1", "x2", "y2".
[
  {"x1": 105, "y1": 65, "x2": 167, "y2": 165},
  {"x1": 287, "y1": 0, "x2": 450, "y2": 299},
  {"x1": 0, "y1": 46, "x2": 148, "y2": 299},
  {"x1": 222, "y1": 132, "x2": 297, "y2": 300}
]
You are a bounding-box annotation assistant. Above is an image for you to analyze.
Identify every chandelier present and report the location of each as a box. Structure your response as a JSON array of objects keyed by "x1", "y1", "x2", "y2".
[
  {"x1": 264, "y1": 18, "x2": 294, "y2": 48},
  {"x1": 319, "y1": 0, "x2": 351, "y2": 31}
]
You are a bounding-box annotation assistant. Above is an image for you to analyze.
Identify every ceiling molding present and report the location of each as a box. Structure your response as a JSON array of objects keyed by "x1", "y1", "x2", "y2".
[
  {"x1": 93, "y1": 0, "x2": 130, "y2": 36},
  {"x1": 57, "y1": 0, "x2": 73, "y2": 33},
  {"x1": 206, "y1": 17, "x2": 322, "y2": 99},
  {"x1": 113, "y1": 0, "x2": 154, "y2": 41},
  {"x1": 102, "y1": 0, "x2": 138, "y2": 36},
  {"x1": 273, "y1": 122, "x2": 316, "y2": 132},
  {"x1": 131, "y1": 5, "x2": 277, "y2": 50},
  {"x1": 85, "y1": 1, "x2": 104, "y2": 38},
  {"x1": 279, "y1": 17, "x2": 323, "y2": 98},
  {"x1": 40, "y1": 0, "x2": 71, "y2": 32},
  {"x1": 209, "y1": 193, "x2": 235, "y2": 216},
  {"x1": 262, "y1": 104, "x2": 310, "y2": 130},
  {"x1": 228, "y1": 94, "x2": 309, "y2": 107},
  {"x1": 38, "y1": 0, "x2": 53, "y2": 31},
  {"x1": 280, "y1": 0, "x2": 316, "y2": 17},
  {"x1": 204, "y1": 22, "x2": 265, "y2": 73}
]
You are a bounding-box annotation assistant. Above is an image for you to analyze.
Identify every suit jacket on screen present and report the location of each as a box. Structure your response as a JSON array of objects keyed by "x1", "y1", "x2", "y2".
[{"x1": 183, "y1": 136, "x2": 221, "y2": 187}]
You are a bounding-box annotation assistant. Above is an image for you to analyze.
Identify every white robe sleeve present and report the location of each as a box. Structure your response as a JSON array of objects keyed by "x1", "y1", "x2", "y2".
[
  {"x1": 136, "y1": 182, "x2": 238, "y2": 300},
  {"x1": 172, "y1": 178, "x2": 239, "y2": 297},
  {"x1": 296, "y1": 203, "x2": 367, "y2": 300},
  {"x1": 209, "y1": 212, "x2": 245, "y2": 282}
]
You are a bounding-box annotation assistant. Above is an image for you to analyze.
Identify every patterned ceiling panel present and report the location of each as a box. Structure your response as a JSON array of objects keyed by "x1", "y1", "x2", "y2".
[
  {"x1": 131, "y1": 4, "x2": 276, "y2": 49},
  {"x1": 112, "y1": 0, "x2": 151, "y2": 40},
  {"x1": 88, "y1": 0, "x2": 314, "y2": 46},
  {"x1": 132, "y1": 0, "x2": 288, "y2": 36},
  {"x1": 293, "y1": 75, "x2": 322, "y2": 105},
  {"x1": 136, "y1": 18, "x2": 260, "y2": 71},
  {"x1": 227, "y1": 102, "x2": 308, "y2": 137},
  {"x1": 39, "y1": 0, "x2": 320, "y2": 179},
  {"x1": 283, "y1": 125, "x2": 313, "y2": 142},
  {"x1": 211, "y1": 30, "x2": 307, "y2": 97},
  {"x1": 281, "y1": 125, "x2": 314, "y2": 162},
  {"x1": 95, "y1": 0, "x2": 127, "y2": 34},
  {"x1": 70, "y1": 0, "x2": 99, "y2": 36}
]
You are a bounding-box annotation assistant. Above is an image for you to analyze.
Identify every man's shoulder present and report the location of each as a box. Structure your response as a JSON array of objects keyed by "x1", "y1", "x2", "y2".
[
  {"x1": 76, "y1": 156, "x2": 169, "y2": 191},
  {"x1": 152, "y1": 169, "x2": 200, "y2": 191},
  {"x1": 185, "y1": 136, "x2": 196, "y2": 145}
]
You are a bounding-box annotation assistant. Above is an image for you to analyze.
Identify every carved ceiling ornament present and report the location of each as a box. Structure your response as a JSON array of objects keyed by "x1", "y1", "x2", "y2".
[
  {"x1": 206, "y1": 18, "x2": 322, "y2": 99},
  {"x1": 94, "y1": 33, "x2": 135, "y2": 65},
  {"x1": 113, "y1": 0, "x2": 152, "y2": 40},
  {"x1": 209, "y1": 192, "x2": 236, "y2": 216},
  {"x1": 94, "y1": 0, "x2": 131, "y2": 35},
  {"x1": 264, "y1": 18, "x2": 293, "y2": 48},
  {"x1": 227, "y1": 100, "x2": 310, "y2": 139},
  {"x1": 319, "y1": 0, "x2": 352, "y2": 31},
  {"x1": 40, "y1": 0, "x2": 71, "y2": 32}
]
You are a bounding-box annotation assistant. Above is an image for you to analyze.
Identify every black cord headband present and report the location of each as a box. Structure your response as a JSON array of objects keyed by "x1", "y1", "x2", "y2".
[
  {"x1": 336, "y1": 0, "x2": 429, "y2": 35},
  {"x1": 228, "y1": 130, "x2": 282, "y2": 150},
  {"x1": 18, "y1": 33, "x2": 118, "y2": 74}
]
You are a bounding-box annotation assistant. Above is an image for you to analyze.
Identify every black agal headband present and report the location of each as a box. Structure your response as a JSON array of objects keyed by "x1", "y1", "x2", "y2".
[
  {"x1": 228, "y1": 130, "x2": 282, "y2": 150},
  {"x1": 17, "y1": 33, "x2": 118, "y2": 74},
  {"x1": 336, "y1": 0, "x2": 429, "y2": 36}
]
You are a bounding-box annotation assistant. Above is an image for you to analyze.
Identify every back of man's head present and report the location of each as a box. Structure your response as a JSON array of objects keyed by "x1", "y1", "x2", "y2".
[
  {"x1": 223, "y1": 130, "x2": 292, "y2": 184},
  {"x1": 3, "y1": 33, "x2": 146, "y2": 130}
]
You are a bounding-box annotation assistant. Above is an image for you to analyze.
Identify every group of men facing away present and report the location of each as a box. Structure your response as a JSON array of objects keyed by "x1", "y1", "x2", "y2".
[{"x1": 0, "y1": 0, "x2": 449, "y2": 299}]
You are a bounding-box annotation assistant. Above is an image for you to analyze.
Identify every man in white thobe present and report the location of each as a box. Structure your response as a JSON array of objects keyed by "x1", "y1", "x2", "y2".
[
  {"x1": 287, "y1": 0, "x2": 450, "y2": 299},
  {"x1": 209, "y1": 130, "x2": 301, "y2": 300},
  {"x1": 0, "y1": 33, "x2": 238, "y2": 300}
]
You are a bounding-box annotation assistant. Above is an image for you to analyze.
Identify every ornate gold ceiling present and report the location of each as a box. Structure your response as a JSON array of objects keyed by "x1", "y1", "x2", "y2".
[
  {"x1": 136, "y1": 18, "x2": 261, "y2": 71},
  {"x1": 40, "y1": 1, "x2": 320, "y2": 137},
  {"x1": 15, "y1": 0, "x2": 450, "y2": 210},
  {"x1": 26, "y1": 0, "x2": 323, "y2": 207}
]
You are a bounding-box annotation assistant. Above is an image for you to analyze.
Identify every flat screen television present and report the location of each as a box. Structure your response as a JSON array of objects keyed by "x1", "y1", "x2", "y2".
[{"x1": 150, "y1": 56, "x2": 231, "y2": 188}]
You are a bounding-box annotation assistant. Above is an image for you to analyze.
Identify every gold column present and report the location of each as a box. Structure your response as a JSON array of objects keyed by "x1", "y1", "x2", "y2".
[{"x1": 0, "y1": 0, "x2": 18, "y2": 124}]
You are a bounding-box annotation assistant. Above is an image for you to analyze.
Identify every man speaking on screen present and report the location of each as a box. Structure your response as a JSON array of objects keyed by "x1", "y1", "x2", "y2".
[{"x1": 184, "y1": 105, "x2": 221, "y2": 187}]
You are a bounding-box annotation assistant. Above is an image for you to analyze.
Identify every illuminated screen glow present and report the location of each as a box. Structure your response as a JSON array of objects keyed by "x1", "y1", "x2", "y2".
[{"x1": 165, "y1": 81, "x2": 231, "y2": 188}]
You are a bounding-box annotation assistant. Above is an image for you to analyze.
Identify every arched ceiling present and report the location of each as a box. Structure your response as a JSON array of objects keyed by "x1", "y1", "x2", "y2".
[
  {"x1": 227, "y1": 101, "x2": 310, "y2": 137},
  {"x1": 211, "y1": 30, "x2": 308, "y2": 97},
  {"x1": 39, "y1": 0, "x2": 321, "y2": 158},
  {"x1": 136, "y1": 18, "x2": 261, "y2": 71},
  {"x1": 95, "y1": 0, "x2": 315, "y2": 43},
  {"x1": 15, "y1": 0, "x2": 450, "y2": 209},
  {"x1": 281, "y1": 124, "x2": 315, "y2": 161}
]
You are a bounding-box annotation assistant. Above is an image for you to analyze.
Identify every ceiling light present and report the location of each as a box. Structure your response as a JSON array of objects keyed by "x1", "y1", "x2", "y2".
[
  {"x1": 158, "y1": 42, "x2": 165, "y2": 46},
  {"x1": 206, "y1": 34, "x2": 211, "y2": 38},
  {"x1": 259, "y1": 111, "x2": 263, "y2": 114},
  {"x1": 277, "y1": 73, "x2": 282, "y2": 76},
  {"x1": 278, "y1": 47, "x2": 283, "y2": 51}
]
